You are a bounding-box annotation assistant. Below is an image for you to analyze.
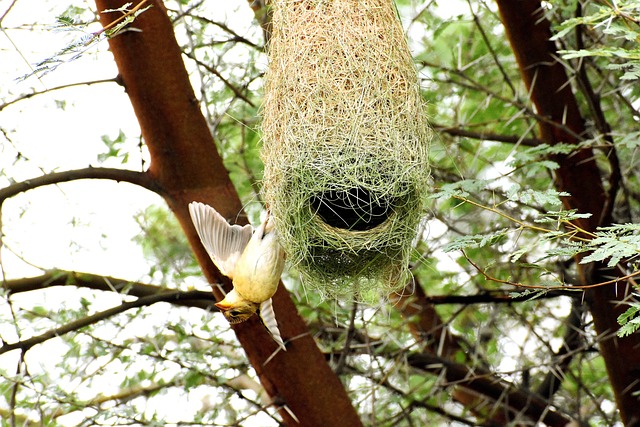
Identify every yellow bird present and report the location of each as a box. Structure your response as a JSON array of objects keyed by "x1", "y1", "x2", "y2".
[{"x1": 188, "y1": 202, "x2": 287, "y2": 350}]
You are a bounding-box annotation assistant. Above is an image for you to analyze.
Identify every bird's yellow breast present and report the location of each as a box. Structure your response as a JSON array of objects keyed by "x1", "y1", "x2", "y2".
[{"x1": 233, "y1": 230, "x2": 285, "y2": 303}]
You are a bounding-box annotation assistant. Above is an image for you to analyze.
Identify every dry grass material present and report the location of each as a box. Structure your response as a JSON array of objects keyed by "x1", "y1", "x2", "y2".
[{"x1": 261, "y1": 0, "x2": 431, "y2": 301}]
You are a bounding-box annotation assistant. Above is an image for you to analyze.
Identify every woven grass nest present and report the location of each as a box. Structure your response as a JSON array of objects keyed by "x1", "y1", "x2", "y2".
[{"x1": 261, "y1": 0, "x2": 431, "y2": 302}]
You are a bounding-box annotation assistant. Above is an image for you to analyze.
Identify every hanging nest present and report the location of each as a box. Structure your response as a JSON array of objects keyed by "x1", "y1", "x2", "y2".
[{"x1": 261, "y1": 0, "x2": 431, "y2": 301}]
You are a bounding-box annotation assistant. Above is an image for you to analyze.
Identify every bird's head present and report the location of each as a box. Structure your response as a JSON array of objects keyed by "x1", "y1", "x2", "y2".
[{"x1": 215, "y1": 289, "x2": 259, "y2": 324}]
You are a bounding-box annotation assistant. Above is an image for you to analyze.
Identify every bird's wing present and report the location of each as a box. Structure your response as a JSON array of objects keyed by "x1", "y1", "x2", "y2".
[
  {"x1": 189, "y1": 202, "x2": 253, "y2": 279},
  {"x1": 260, "y1": 298, "x2": 286, "y2": 351}
]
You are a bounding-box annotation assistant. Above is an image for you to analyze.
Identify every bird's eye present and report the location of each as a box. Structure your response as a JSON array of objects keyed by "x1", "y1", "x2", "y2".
[{"x1": 229, "y1": 310, "x2": 241, "y2": 317}]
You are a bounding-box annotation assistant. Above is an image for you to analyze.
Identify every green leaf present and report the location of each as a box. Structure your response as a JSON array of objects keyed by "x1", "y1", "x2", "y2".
[
  {"x1": 98, "y1": 130, "x2": 127, "y2": 163},
  {"x1": 184, "y1": 371, "x2": 204, "y2": 389},
  {"x1": 443, "y1": 229, "x2": 509, "y2": 252},
  {"x1": 534, "y1": 210, "x2": 592, "y2": 223},
  {"x1": 617, "y1": 304, "x2": 640, "y2": 337},
  {"x1": 430, "y1": 179, "x2": 492, "y2": 200},
  {"x1": 580, "y1": 224, "x2": 640, "y2": 267},
  {"x1": 508, "y1": 289, "x2": 550, "y2": 300},
  {"x1": 506, "y1": 186, "x2": 567, "y2": 206}
]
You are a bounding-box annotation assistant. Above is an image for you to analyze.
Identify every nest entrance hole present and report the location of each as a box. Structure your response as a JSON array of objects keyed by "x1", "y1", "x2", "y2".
[{"x1": 309, "y1": 187, "x2": 391, "y2": 231}]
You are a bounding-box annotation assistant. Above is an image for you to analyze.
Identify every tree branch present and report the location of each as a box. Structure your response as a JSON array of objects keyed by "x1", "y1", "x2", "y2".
[
  {"x1": 0, "y1": 167, "x2": 160, "y2": 204},
  {"x1": 432, "y1": 122, "x2": 541, "y2": 146},
  {"x1": 391, "y1": 278, "x2": 580, "y2": 425},
  {"x1": 572, "y1": 2, "x2": 622, "y2": 227},
  {"x1": 407, "y1": 352, "x2": 574, "y2": 427},
  {"x1": 180, "y1": 13, "x2": 261, "y2": 49},
  {"x1": 333, "y1": 302, "x2": 358, "y2": 375},
  {"x1": 0, "y1": 409, "x2": 37, "y2": 427},
  {"x1": 420, "y1": 60, "x2": 587, "y2": 143},
  {"x1": 0, "y1": 0, "x2": 19, "y2": 26},
  {"x1": 0, "y1": 290, "x2": 208, "y2": 356},
  {"x1": 2, "y1": 270, "x2": 217, "y2": 310},
  {"x1": 184, "y1": 52, "x2": 257, "y2": 108},
  {"x1": 0, "y1": 78, "x2": 118, "y2": 112},
  {"x1": 391, "y1": 282, "x2": 513, "y2": 424},
  {"x1": 424, "y1": 289, "x2": 575, "y2": 304},
  {"x1": 345, "y1": 363, "x2": 478, "y2": 426},
  {"x1": 466, "y1": 0, "x2": 517, "y2": 97}
]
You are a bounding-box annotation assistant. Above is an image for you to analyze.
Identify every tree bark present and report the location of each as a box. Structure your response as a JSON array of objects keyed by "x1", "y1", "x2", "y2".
[
  {"x1": 495, "y1": 1, "x2": 640, "y2": 424},
  {"x1": 94, "y1": 1, "x2": 363, "y2": 425}
]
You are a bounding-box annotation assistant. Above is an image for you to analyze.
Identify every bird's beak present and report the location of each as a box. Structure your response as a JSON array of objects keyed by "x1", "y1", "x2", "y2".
[{"x1": 215, "y1": 300, "x2": 233, "y2": 311}]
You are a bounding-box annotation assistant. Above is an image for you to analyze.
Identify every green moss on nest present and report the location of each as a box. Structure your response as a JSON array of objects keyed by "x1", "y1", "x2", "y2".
[{"x1": 261, "y1": 0, "x2": 431, "y2": 301}]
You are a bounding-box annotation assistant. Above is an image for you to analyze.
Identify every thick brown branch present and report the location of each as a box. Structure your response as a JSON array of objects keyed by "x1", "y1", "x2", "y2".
[{"x1": 495, "y1": 2, "x2": 603, "y2": 230}]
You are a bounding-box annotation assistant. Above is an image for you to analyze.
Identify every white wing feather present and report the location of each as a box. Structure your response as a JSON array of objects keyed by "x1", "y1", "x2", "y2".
[
  {"x1": 260, "y1": 298, "x2": 286, "y2": 351},
  {"x1": 188, "y1": 202, "x2": 253, "y2": 279}
]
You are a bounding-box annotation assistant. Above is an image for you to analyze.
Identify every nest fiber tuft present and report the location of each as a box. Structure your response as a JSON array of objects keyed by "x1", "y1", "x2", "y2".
[{"x1": 261, "y1": 0, "x2": 431, "y2": 301}]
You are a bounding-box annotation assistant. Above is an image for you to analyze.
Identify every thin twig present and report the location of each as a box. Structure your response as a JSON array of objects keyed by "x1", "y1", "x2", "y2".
[
  {"x1": 466, "y1": 0, "x2": 517, "y2": 96},
  {"x1": 462, "y1": 249, "x2": 640, "y2": 291},
  {"x1": 452, "y1": 195, "x2": 597, "y2": 239},
  {"x1": 334, "y1": 302, "x2": 358, "y2": 375},
  {"x1": 0, "y1": 0, "x2": 19, "y2": 26},
  {"x1": 0, "y1": 78, "x2": 117, "y2": 112},
  {"x1": 185, "y1": 52, "x2": 256, "y2": 107},
  {"x1": 572, "y1": 2, "x2": 623, "y2": 227}
]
